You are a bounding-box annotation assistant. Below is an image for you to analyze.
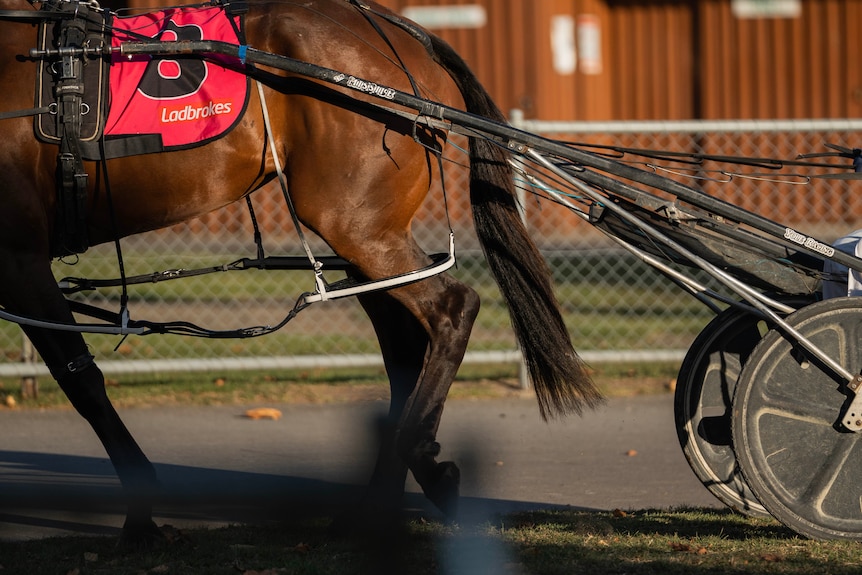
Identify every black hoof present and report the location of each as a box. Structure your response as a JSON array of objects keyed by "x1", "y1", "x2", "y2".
[
  {"x1": 328, "y1": 504, "x2": 403, "y2": 540},
  {"x1": 424, "y1": 460, "x2": 460, "y2": 518},
  {"x1": 118, "y1": 519, "x2": 167, "y2": 550}
]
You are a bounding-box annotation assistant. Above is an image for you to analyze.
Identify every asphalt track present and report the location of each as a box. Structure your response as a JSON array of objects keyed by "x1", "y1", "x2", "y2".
[{"x1": 0, "y1": 393, "x2": 722, "y2": 542}]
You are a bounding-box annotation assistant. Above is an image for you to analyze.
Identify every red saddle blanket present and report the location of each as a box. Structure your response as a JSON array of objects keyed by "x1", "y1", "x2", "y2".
[{"x1": 105, "y1": 6, "x2": 248, "y2": 150}]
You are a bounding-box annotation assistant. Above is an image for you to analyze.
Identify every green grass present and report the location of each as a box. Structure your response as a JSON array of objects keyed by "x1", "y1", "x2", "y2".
[
  {"x1": 12, "y1": 249, "x2": 718, "y2": 363},
  {"x1": 0, "y1": 283, "x2": 709, "y2": 361},
  {"x1": 499, "y1": 508, "x2": 862, "y2": 575},
  {"x1": 2, "y1": 508, "x2": 861, "y2": 575}
]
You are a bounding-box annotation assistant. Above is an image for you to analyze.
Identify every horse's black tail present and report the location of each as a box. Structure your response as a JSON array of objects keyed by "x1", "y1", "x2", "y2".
[{"x1": 428, "y1": 36, "x2": 604, "y2": 419}]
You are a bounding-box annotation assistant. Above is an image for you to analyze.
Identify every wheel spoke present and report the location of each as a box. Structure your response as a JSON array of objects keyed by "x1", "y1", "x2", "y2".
[{"x1": 798, "y1": 436, "x2": 857, "y2": 513}]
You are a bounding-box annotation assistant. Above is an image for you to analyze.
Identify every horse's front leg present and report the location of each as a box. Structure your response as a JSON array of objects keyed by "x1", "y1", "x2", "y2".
[
  {"x1": 50, "y1": 354, "x2": 162, "y2": 546},
  {"x1": 1, "y1": 254, "x2": 162, "y2": 546}
]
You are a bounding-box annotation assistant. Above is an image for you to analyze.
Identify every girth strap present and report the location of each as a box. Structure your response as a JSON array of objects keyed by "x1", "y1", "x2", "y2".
[{"x1": 51, "y1": 2, "x2": 94, "y2": 255}]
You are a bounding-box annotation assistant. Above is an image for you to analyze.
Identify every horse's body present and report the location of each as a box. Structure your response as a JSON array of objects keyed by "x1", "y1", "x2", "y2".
[{"x1": 0, "y1": 0, "x2": 601, "y2": 543}]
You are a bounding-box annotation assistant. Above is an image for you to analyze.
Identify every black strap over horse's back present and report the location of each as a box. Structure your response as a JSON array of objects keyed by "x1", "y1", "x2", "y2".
[
  {"x1": 34, "y1": 2, "x2": 110, "y2": 145},
  {"x1": 31, "y1": 0, "x2": 113, "y2": 255}
]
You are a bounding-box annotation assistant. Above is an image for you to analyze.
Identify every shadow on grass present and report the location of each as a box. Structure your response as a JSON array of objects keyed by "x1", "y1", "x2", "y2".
[
  {"x1": 4, "y1": 505, "x2": 862, "y2": 575},
  {"x1": 2, "y1": 447, "x2": 858, "y2": 575}
]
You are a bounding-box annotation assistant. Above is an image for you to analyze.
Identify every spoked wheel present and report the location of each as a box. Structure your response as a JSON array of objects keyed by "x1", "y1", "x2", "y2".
[
  {"x1": 673, "y1": 297, "x2": 811, "y2": 517},
  {"x1": 733, "y1": 297, "x2": 862, "y2": 540}
]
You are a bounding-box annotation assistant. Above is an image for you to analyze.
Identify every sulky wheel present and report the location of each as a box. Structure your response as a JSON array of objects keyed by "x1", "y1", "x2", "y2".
[
  {"x1": 673, "y1": 297, "x2": 811, "y2": 518},
  {"x1": 732, "y1": 297, "x2": 862, "y2": 540}
]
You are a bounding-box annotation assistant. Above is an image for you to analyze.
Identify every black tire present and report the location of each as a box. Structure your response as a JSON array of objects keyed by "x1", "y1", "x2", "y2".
[
  {"x1": 733, "y1": 297, "x2": 862, "y2": 540},
  {"x1": 674, "y1": 297, "x2": 811, "y2": 517}
]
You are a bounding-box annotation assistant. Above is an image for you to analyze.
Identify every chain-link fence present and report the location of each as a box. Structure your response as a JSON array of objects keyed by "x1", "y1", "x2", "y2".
[{"x1": 4, "y1": 118, "x2": 861, "y2": 378}]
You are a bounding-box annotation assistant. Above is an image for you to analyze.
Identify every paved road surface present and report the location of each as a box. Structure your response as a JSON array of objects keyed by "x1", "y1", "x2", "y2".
[{"x1": 0, "y1": 393, "x2": 721, "y2": 541}]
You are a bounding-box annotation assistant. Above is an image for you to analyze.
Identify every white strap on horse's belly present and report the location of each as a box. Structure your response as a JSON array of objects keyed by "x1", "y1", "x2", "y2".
[{"x1": 301, "y1": 232, "x2": 456, "y2": 303}]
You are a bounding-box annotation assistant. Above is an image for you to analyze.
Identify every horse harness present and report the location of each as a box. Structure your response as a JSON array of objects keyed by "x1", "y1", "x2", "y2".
[
  {"x1": 36, "y1": 0, "x2": 107, "y2": 256},
  {"x1": 5, "y1": 0, "x2": 438, "y2": 260},
  {"x1": 2, "y1": 0, "x2": 250, "y2": 257},
  {"x1": 0, "y1": 0, "x2": 107, "y2": 255},
  {"x1": 0, "y1": 0, "x2": 459, "y2": 339}
]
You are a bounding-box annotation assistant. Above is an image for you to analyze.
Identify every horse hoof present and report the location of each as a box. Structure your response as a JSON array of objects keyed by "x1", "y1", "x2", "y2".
[
  {"x1": 328, "y1": 505, "x2": 402, "y2": 540},
  {"x1": 425, "y1": 460, "x2": 460, "y2": 518},
  {"x1": 118, "y1": 520, "x2": 167, "y2": 550}
]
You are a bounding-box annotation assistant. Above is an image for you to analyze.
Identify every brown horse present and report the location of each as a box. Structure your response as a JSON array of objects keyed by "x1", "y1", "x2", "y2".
[{"x1": 0, "y1": 0, "x2": 601, "y2": 543}]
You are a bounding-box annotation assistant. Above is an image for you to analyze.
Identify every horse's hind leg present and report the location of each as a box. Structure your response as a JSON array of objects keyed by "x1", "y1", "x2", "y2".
[
  {"x1": 355, "y1": 291, "x2": 425, "y2": 509},
  {"x1": 0, "y1": 256, "x2": 161, "y2": 545},
  {"x1": 357, "y1": 270, "x2": 480, "y2": 518}
]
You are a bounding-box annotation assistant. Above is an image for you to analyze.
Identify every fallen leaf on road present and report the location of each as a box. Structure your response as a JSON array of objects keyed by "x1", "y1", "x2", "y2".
[{"x1": 245, "y1": 408, "x2": 282, "y2": 420}]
